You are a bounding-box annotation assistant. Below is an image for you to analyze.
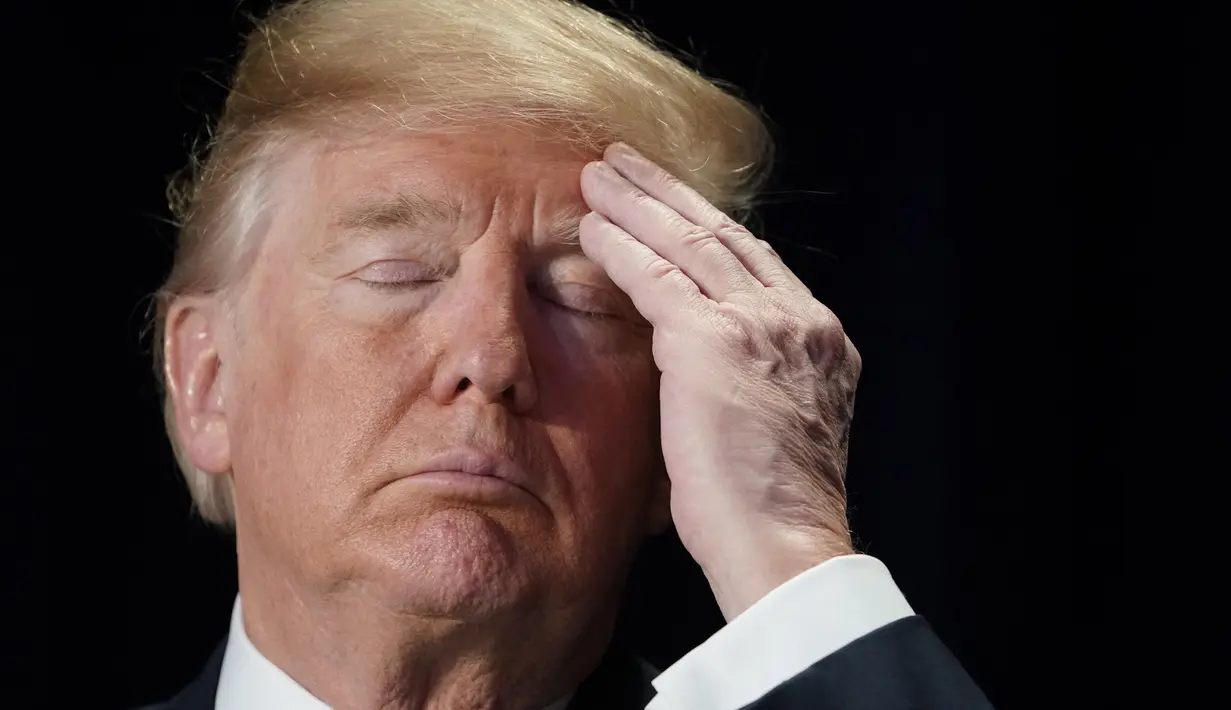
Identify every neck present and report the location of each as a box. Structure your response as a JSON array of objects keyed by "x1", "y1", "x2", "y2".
[{"x1": 235, "y1": 559, "x2": 617, "y2": 710}]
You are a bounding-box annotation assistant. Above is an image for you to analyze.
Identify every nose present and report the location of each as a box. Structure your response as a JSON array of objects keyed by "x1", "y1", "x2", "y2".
[{"x1": 430, "y1": 272, "x2": 538, "y2": 413}]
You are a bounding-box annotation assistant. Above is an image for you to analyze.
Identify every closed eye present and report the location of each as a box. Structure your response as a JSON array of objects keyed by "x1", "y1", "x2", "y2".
[
  {"x1": 533, "y1": 282, "x2": 622, "y2": 320},
  {"x1": 360, "y1": 278, "x2": 441, "y2": 292},
  {"x1": 543, "y1": 298, "x2": 618, "y2": 320},
  {"x1": 353, "y1": 260, "x2": 444, "y2": 291},
  {"x1": 352, "y1": 261, "x2": 624, "y2": 320}
]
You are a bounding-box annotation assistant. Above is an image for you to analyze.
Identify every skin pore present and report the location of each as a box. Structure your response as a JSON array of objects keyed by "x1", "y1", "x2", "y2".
[{"x1": 164, "y1": 124, "x2": 672, "y2": 710}]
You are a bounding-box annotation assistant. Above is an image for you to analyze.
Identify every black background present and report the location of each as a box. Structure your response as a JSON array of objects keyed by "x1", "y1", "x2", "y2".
[{"x1": 8, "y1": 0, "x2": 1201, "y2": 707}]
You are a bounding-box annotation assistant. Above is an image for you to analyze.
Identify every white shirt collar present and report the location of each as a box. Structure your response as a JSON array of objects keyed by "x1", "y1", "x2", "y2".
[
  {"x1": 215, "y1": 596, "x2": 574, "y2": 710},
  {"x1": 215, "y1": 597, "x2": 331, "y2": 710}
]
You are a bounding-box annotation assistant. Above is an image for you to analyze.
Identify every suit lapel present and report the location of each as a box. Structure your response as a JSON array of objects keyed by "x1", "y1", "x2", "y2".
[
  {"x1": 159, "y1": 642, "x2": 226, "y2": 710},
  {"x1": 565, "y1": 646, "x2": 659, "y2": 710}
]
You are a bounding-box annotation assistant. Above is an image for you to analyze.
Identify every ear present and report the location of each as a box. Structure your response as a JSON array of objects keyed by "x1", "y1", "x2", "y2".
[
  {"x1": 645, "y1": 467, "x2": 673, "y2": 536},
  {"x1": 163, "y1": 297, "x2": 231, "y2": 476}
]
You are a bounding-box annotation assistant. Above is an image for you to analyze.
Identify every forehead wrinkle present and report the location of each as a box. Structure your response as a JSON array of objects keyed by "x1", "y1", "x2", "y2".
[{"x1": 308, "y1": 191, "x2": 463, "y2": 264}]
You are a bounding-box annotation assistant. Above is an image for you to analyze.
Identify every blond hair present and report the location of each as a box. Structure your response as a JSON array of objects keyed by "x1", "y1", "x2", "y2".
[{"x1": 154, "y1": 0, "x2": 774, "y2": 526}]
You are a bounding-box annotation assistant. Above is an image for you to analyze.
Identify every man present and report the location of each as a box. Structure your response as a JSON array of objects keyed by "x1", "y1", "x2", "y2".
[{"x1": 146, "y1": 0, "x2": 994, "y2": 708}]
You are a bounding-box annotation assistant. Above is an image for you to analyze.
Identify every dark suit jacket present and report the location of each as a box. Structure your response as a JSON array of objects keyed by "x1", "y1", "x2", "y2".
[{"x1": 144, "y1": 615, "x2": 993, "y2": 709}]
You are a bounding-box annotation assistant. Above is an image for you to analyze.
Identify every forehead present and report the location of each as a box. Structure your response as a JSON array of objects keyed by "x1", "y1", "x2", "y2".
[{"x1": 314, "y1": 126, "x2": 593, "y2": 227}]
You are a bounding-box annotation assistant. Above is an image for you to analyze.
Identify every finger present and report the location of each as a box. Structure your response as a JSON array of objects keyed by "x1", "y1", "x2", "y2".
[
  {"x1": 581, "y1": 160, "x2": 758, "y2": 302},
  {"x1": 756, "y1": 238, "x2": 811, "y2": 293},
  {"x1": 577, "y1": 211, "x2": 707, "y2": 328},
  {"x1": 603, "y1": 142, "x2": 804, "y2": 292}
]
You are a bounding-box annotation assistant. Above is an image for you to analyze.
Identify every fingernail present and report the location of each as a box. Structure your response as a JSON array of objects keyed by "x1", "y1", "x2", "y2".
[
  {"x1": 607, "y1": 142, "x2": 641, "y2": 161},
  {"x1": 589, "y1": 160, "x2": 619, "y2": 181}
]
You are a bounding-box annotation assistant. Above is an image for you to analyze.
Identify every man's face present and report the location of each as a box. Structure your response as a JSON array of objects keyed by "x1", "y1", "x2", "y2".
[{"x1": 212, "y1": 126, "x2": 668, "y2": 618}]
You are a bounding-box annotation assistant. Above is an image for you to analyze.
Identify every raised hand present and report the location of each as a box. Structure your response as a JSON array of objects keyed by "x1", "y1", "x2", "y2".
[{"x1": 579, "y1": 143, "x2": 862, "y2": 620}]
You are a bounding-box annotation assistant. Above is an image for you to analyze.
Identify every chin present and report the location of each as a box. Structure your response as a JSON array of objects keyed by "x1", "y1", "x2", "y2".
[{"x1": 364, "y1": 506, "x2": 543, "y2": 619}]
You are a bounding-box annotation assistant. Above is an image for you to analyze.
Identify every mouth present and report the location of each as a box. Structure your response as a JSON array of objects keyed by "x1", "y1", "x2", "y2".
[
  {"x1": 400, "y1": 449, "x2": 544, "y2": 505},
  {"x1": 406, "y1": 470, "x2": 531, "y2": 495}
]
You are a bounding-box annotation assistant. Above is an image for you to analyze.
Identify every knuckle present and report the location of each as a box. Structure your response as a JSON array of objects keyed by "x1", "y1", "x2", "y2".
[
  {"x1": 813, "y1": 307, "x2": 846, "y2": 342},
  {"x1": 710, "y1": 308, "x2": 757, "y2": 350},
  {"x1": 641, "y1": 256, "x2": 683, "y2": 282},
  {"x1": 845, "y1": 338, "x2": 863, "y2": 376},
  {"x1": 801, "y1": 311, "x2": 847, "y2": 365},
  {"x1": 713, "y1": 215, "x2": 752, "y2": 240},
  {"x1": 677, "y1": 224, "x2": 720, "y2": 250}
]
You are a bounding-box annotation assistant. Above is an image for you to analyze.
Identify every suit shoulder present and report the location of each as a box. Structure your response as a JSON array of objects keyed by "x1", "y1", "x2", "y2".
[
  {"x1": 131, "y1": 640, "x2": 227, "y2": 710},
  {"x1": 741, "y1": 616, "x2": 994, "y2": 710}
]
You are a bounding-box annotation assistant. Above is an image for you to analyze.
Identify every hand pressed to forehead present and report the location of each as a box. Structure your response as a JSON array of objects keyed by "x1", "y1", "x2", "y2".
[
  {"x1": 580, "y1": 144, "x2": 813, "y2": 309},
  {"x1": 579, "y1": 143, "x2": 861, "y2": 620}
]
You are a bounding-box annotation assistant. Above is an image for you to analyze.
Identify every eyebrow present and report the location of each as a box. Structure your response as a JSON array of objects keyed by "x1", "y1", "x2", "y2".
[
  {"x1": 542, "y1": 205, "x2": 590, "y2": 250},
  {"x1": 331, "y1": 192, "x2": 463, "y2": 231}
]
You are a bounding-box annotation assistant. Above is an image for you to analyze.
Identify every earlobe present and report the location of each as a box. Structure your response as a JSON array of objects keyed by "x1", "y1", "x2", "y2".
[{"x1": 164, "y1": 298, "x2": 232, "y2": 476}]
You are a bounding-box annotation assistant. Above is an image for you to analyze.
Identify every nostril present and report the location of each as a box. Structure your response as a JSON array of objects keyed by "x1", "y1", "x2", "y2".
[
  {"x1": 456, "y1": 378, "x2": 472, "y2": 393},
  {"x1": 501, "y1": 385, "x2": 516, "y2": 402}
]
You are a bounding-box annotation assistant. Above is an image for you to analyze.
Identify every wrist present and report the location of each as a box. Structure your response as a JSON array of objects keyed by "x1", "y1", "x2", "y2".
[{"x1": 704, "y1": 528, "x2": 855, "y2": 621}]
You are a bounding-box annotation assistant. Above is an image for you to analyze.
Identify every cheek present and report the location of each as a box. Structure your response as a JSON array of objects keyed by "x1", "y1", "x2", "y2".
[
  {"x1": 227, "y1": 295, "x2": 431, "y2": 521},
  {"x1": 541, "y1": 333, "x2": 661, "y2": 511}
]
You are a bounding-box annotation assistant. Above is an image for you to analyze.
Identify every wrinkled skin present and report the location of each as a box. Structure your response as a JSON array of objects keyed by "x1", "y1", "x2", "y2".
[
  {"x1": 163, "y1": 129, "x2": 858, "y2": 710},
  {"x1": 579, "y1": 144, "x2": 859, "y2": 620}
]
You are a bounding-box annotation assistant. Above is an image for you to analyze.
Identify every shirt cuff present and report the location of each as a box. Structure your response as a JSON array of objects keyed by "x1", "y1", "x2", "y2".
[{"x1": 647, "y1": 554, "x2": 914, "y2": 710}]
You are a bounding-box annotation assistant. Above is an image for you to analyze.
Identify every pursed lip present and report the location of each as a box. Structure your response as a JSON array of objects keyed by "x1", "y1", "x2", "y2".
[{"x1": 406, "y1": 448, "x2": 540, "y2": 499}]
